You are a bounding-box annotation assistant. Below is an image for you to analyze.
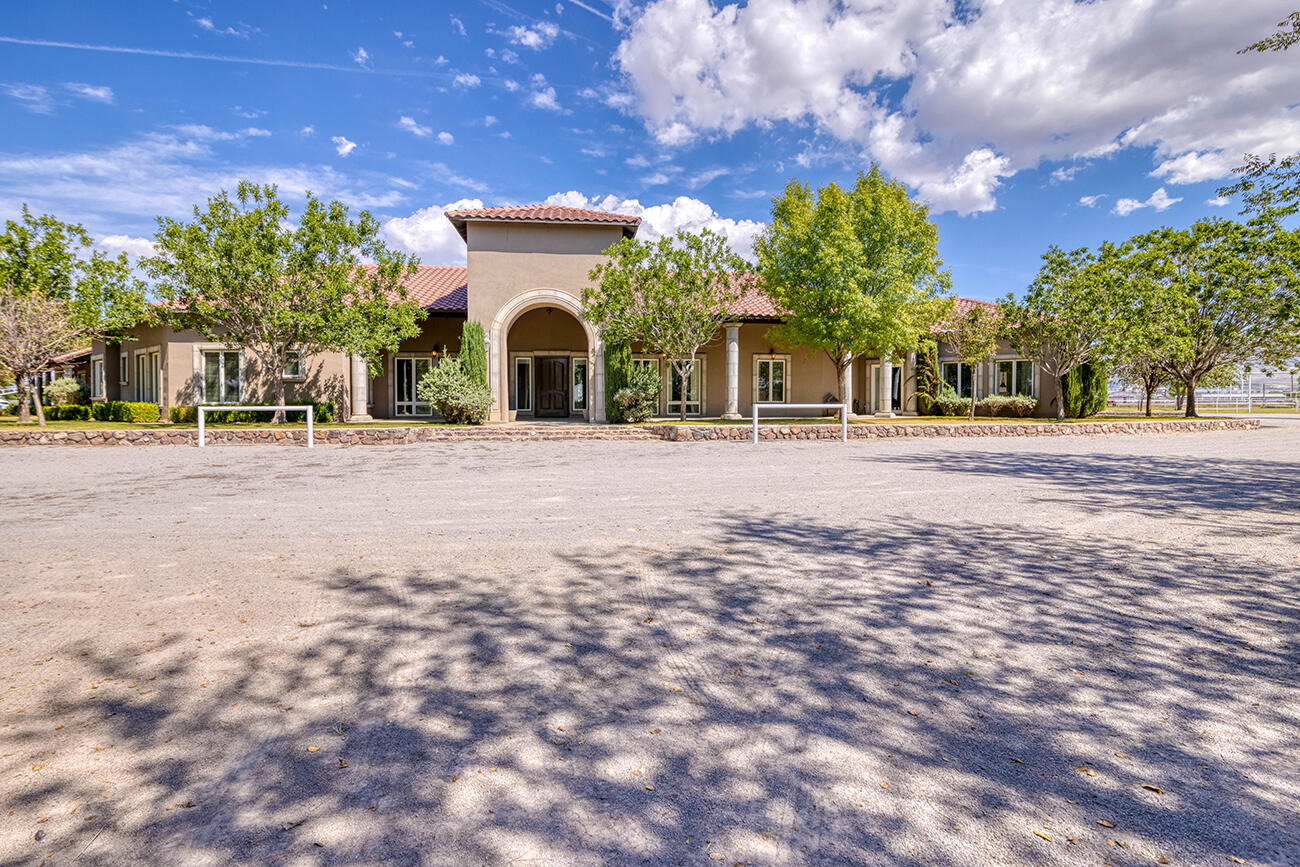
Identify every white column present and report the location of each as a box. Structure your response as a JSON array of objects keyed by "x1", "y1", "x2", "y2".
[
  {"x1": 722, "y1": 323, "x2": 741, "y2": 419},
  {"x1": 591, "y1": 338, "x2": 607, "y2": 423},
  {"x1": 843, "y1": 353, "x2": 854, "y2": 416},
  {"x1": 874, "y1": 357, "x2": 895, "y2": 418},
  {"x1": 904, "y1": 351, "x2": 917, "y2": 414},
  {"x1": 348, "y1": 354, "x2": 372, "y2": 422}
]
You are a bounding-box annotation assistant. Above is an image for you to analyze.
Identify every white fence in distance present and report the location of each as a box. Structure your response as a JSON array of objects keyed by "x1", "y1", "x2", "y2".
[
  {"x1": 197, "y1": 405, "x2": 314, "y2": 448},
  {"x1": 752, "y1": 402, "x2": 850, "y2": 443}
]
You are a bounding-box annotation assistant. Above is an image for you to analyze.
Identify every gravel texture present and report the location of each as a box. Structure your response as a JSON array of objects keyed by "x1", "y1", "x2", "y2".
[{"x1": 1, "y1": 422, "x2": 1297, "y2": 866}]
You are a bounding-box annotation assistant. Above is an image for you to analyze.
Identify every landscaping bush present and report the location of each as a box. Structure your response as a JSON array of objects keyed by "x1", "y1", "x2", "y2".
[
  {"x1": 915, "y1": 340, "x2": 940, "y2": 415},
  {"x1": 604, "y1": 339, "x2": 632, "y2": 423},
  {"x1": 2, "y1": 402, "x2": 18, "y2": 416},
  {"x1": 92, "y1": 401, "x2": 160, "y2": 423},
  {"x1": 169, "y1": 402, "x2": 334, "y2": 424},
  {"x1": 416, "y1": 355, "x2": 491, "y2": 424},
  {"x1": 610, "y1": 362, "x2": 661, "y2": 423},
  {"x1": 170, "y1": 405, "x2": 197, "y2": 423},
  {"x1": 45, "y1": 376, "x2": 90, "y2": 406},
  {"x1": 933, "y1": 386, "x2": 971, "y2": 417},
  {"x1": 973, "y1": 394, "x2": 1039, "y2": 418},
  {"x1": 45, "y1": 405, "x2": 92, "y2": 420},
  {"x1": 459, "y1": 321, "x2": 488, "y2": 387},
  {"x1": 1063, "y1": 361, "x2": 1107, "y2": 418}
]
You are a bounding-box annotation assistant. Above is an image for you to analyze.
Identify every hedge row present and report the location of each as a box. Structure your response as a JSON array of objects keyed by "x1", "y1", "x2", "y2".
[
  {"x1": 169, "y1": 402, "x2": 335, "y2": 424},
  {"x1": 933, "y1": 393, "x2": 1041, "y2": 418},
  {"x1": 93, "y1": 401, "x2": 161, "y2": 423}
]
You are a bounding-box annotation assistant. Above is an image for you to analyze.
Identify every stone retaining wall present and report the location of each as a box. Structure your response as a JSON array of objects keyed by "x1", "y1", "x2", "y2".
[
  {"x1": 0, "y1": 417, "x2": 1259, "y2": 447},
  {"x1": 652, "y1": 418, "x2": 1260, "y2": 440}
]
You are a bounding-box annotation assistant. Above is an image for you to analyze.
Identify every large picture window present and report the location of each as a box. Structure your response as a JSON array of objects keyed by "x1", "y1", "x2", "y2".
[
  {"x1": 202, "y1": 350, "x2": 239, "y2": 404},
  {"x1": 941, "y1": 361, "x2": 974, "y2": 399},
  {"x1": 668, "y1": 360, "x2": 703, "y2": 416},
  {"x1": 395, "y1": 356, "x2": 432, "y2": 416},
  {"x1": 995, "y1": 359, "x2": 1034, "y2": 397},
  {"x1": 754, "y1": 356, "x2": 787, "y2": 403}
]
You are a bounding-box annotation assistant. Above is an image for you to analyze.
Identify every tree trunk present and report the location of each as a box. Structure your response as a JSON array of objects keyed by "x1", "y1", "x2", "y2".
[
  {"x1": 16, "y1": 378, "x2": 30, "y2": 424},
  {"x1": 968, "y1": 385, "x2": 977, "y2": 421},
  {"x1": 1055, "y1": 374, "x2": 1066, "y2": 421},
  {"x1": 678, "y1": 360, "x2": 691, "y2": 422},
  {"x1": 33, "y1": 380, "x2": 47, "y2": 427},
  {"x1": 1184, "y1": 376, "x2": 1198, "y2": 418},
  {"x1": 838, "y1": 353, "x2": 852, "y2": 407},
  {"x1": 1144, "y1": 383, "x2": 1154, "y2": 417},
  {"x1": 274, "y1": 370, "x2": 287, "y2": 424}
]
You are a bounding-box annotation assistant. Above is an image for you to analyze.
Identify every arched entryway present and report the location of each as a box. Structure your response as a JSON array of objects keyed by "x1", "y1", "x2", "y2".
[{"x1": 489, "y1": 289, "x2": 605, "y2": 423}]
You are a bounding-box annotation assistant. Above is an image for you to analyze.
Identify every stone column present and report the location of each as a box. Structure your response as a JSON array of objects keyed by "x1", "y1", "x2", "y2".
[
  {"x1": 348, "y1": 354, "x2": 372, "y2": 422},
  {"x1": 903, "y1": 351, "x2": 917, "y2": 414},
  {"x1": 874, "y1": 357, "x2": 895, "y2": 418},
  {"x1": 590, "y1": 338, "x2": 607, "y2": 423},
  {"x1": 722, "y1": 323, "x2": 741, "y2": 419}
]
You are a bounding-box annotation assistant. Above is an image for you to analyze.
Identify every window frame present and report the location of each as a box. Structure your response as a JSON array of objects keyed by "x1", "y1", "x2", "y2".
[
  {"x1": 200, "y1": 349, "x2": 241, "y2": 404},
  {"x1": 994, "y1": 358, "x2": 1035, "y2": 398},
  {"x1": 134, "y1": 345, "x2": 162, "y2": 404},
  {"x1": 282, "y1": 350, "x2": 304, "y2": 381},
  {"x1": 118, "y1": 351, "x2": 128, "y2": 385},
  {"x1": 753, "y1": 354, "x2": 790, "y2": 404},
  {"x1": 941, "y1": 361, "x2": 974, "y2": 399},
  {"x1": 90, "y1": 356, "x2": 104, "y2": 399},
  {"x1": 570, "y1": 355, "x2": 588, "y2": 413},
  {"x1": 513, "y1": 355, "x2": 534, "y2": 414},
  {"x1": 393, "y1": 354, "x2": 434, "y2": 417},
  {"x1": 666, "y1": 357, "x2": 705, "y2": 417}
]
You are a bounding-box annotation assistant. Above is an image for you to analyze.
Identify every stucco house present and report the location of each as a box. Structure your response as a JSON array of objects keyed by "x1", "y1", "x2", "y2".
[{"x1": 89, "y1": 204, "x2": 1060, "y2": 421}]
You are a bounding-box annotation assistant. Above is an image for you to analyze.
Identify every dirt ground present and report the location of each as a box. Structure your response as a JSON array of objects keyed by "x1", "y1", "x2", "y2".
[{"x1": 1, "y1": 424, "x2": 1298, "y2": 866}]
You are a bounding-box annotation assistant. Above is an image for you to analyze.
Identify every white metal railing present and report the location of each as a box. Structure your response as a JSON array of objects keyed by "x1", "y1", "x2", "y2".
[
  {"x1": 197, "y1": 405, "x2": 314, "y2": 448},
  {"x1": 752, "y1": 402, "x2": 850, "y2": 443}
]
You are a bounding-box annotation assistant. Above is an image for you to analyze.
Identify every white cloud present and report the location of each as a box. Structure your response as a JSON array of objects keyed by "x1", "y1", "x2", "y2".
[
  {"x1": 382, "y1": 198, "x2": 485, "y2": 264},
  {"x1": 528, "y1": 73, "x2": 562, "y2": 111},
  {"x1": 503, "y1": 79, "x2": 521, "y2": 93},
  {"x1": 437, "y1": 131, "x2": 455, "y2": 146},
  {"x1": 450, "y1": 15, "x2": 467, "y2": 37},
  {"x1": 1206, "y1": 195, "x2": 1229, "y2": 207},
  {"x1": 300, "y1": 125, "x2": 316, "y2": 136},
  {"x1": 64, "y1": 82, "x2": 114, "y2": 104},
  {"x1": 1050, "y1": 166, "x2": 1079, "y2": 184},
  {"x1": 398, "y1": 116, "x2": 431, "y2": 137},
  {"x1": 612, "y1": 0, "x2": 1300, "y2": 215},
  {"x1": 332, "y1": 135, "x2": 357, "y2": 156},
  {"x1": 190, "y1": 14, "x2": 259, "y2": 38},
  {"x1": 172, "y1": 124, "x2": 270, "y2": 141},
  {"x1": 98, "y1": 234, "x2": 155, "y2": 259},
  {"x1": 1078, "y1": 194, "x2": 1106, "y2": 208},
  {"x1": 625, "y1": 154, "x2": 650, "y2": 168},
  {"x1": 454, "y1": 72, "x2": 482, "y2": 89},
  {"x1": 543, "y1": 191, "x2": 764, "y2": 260},
  {"x1": 1113, "y1": 187, "x2": 1182, "y2": 216},
  {"x1": 483, "y1": 115, "x2": 498, "y2": 127},
  {"x1": 508, "y1": 21, "x2": 560, "y2": 50},
  {"x1": 352, "y1": 46, "x2": 371, "y2": 68},
  {"x1": 2, "y1": 83, "x2": 53, "y2": 114}
]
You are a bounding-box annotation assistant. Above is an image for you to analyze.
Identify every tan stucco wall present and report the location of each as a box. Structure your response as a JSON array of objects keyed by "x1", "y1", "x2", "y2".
[
  {"x1": 369, "y1": 315, "x2": 466, "y2": 418},
  {"x1": 508, "y1": 307, "x2": 587, "y2": 352}
]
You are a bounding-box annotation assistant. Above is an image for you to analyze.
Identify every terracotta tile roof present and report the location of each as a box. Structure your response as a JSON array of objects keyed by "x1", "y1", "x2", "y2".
[
  {"x1": 727, "y1": 279, "x2": 998, "y2": 326},
  {"x1": 51, "y1": 346, "x2": 91, "y2": 364},
  {"x1": 390, "y1": 265, "x2": 467, "y2": 311},
  {"x1": 933, "y1": 297, "x2": 1001, "y2": 333},
  {"x1": 445, "y1": 204, "x2": 641, "y2": 240}
]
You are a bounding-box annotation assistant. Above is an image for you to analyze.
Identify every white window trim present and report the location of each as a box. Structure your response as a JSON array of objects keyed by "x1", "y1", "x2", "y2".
[
  {"x1": 89, "y1": 354, "x2": 104, "y2": 399},
  {"x1": 119, "y1": 351, "x2": 128, "y2": 385},
  {"x1": 391, "y1": 353, "x2": 435, "y2": 417},
  {"x1": 753, "y1": 354, "x2": 790, "y2": 404},
  {"x1": 511, "y1": 354, "x2": 534, "y2": 414},
  {"x1": 992, "y1": 356, "x2": 1037, "y2": 399},
  {"x1": 133, "y1": 345, "x2": 162, "y2": 404},
  {"x1": 282, "y1": 350, "x2": 306, "y2": 382},
  {"x1": 570, "y1": 354, "x2": 588, "y2": 414},
  {"x1": 666, "y1": 357, "x2": 705, "y2": 417},
  {"x1": 193, "y1": 344, "x2": 243, "y2": 405}
]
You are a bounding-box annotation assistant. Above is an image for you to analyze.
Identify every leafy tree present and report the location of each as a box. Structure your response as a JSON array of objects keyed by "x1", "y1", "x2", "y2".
[
  {"x1": 939, "y1": 303, "x2": 1000, "y2": 420},
  {"x1": 603, "y1": 338, "x2": 632, "y2": 423},
  {"x1": 1061, "y1": 361, "x2": 1108, "y2": 418},
  {"x1": 459, "y1": 320, "x2": 488, "y2": 387},
  {"x1": 0, "y1": 206, "x2": 147, "y2": 425},
  {"x1": 1112, "y1": 356, "x2": 1169, "y2": 417},
  {"x1": 755, "y1": 168, "x2": 950, "y2": 405},
  {"x1": 1001, "y1": 243, "x2": 1125, "y2": 420},
  {"x1": 145, "y1": 182, "x2": 423, "y2": 422},
  {"x1": 1239, "y1": 10, "x2": 1299, "y2": 53},
  {"x1": 610, "y1": 362, "x2": 661, "y2": 423},
  {"x1": 1126, "y1": 216, "x2": 1300, "y2": 417},
  {"x1": 1219, "y1": 152, "x2": 1299, "y2": 219},
  {"x1": 914, "y1": 339, "x2": 940, "y2": 415},
  {"x1": 416, "y1": 354, "x2": 491, "y2": 424},
  {"x1": 584, "y1": 227, "x2": 744, "y2": 421}
]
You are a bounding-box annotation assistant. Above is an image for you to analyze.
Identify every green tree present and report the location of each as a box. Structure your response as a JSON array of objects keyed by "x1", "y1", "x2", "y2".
[
  {"x1": 1219, "y1": 152, "x2": 1300, "y2": 219},
  {"x1": 1239, "y1": 10, "x2": 1299, "y2": 53},
  {"x1": 1002, "y1": 243, "x2": 1124, "y2": 420},
  {"x1": 0, "y1": 206, "x2": 147, "y2": 425},
  {"x1": 755, "y1": 168, "x2": 950, "y2": 405},
  {"x1": 146, "y1": 182, "x2": 423, "y2": 422},
  {"x1": 459, "y1": 320, "x2": 488, "y2": 387},
  {"x1": 1112, "y1": 356, "x2": 1169, "y2": 417},
  {"x1": 940, "y1": 304, "x2": 1000, "y2": 420},
  {"x1": 1126, "y1": 217, "x2": 1300, "y2": 417},
  {"x1": 584, "y1": 227, "x2": 744, "y2": 421}
]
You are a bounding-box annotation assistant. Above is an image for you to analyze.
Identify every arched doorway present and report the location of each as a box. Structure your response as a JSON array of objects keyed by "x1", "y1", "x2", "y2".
[{"x1": 489, "y1": 289, "x2": 605, "y2": 423}]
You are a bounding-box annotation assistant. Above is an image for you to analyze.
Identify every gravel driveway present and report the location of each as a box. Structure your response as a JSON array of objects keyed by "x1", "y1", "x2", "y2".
[{"x1": 1, "y1": 423, "x2": 1297, "y2": 866}]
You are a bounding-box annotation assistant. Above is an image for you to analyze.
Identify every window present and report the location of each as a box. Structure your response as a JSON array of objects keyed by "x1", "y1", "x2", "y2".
[
  {"x1": 90, "y1": 359, "x2": 104, "y2": 399},
  {"x1": 119, "y1": 352, "x2": 128, "y2": 385},
  {"x1": 202, "y1": 350, "x2": 240, "y2": 404},
  {"x1": 514, "y1": 356, "x2": 533, "y2": 413},
  {"x1": 571, "y1": 357, "x2": 587, "y2": 412},
  {"x1": 941, "y1": 361, "x2": 973, "y2": 399},
  {"x1": 754, "y1": 356, "x2": 787, "y2": 403},
  {"x1": 137, "y1": 350, "x2": 161, "y2": 403},
  {"x1": 995, "y1": 359, "x2": 1034, "y2": 397},
  {"x1": 283, "y1": 351, "x2": 303, "y2": 380},
  {"x1": 395, "y1": 356, "x2": 432, "y2": 416},
  {"x1": 668, "y1": 360, "x2": 703, "y2": 416}
]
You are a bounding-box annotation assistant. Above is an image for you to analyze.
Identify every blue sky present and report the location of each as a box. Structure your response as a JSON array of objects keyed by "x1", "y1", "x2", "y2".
[{"x1": 1, "y1": 0, "x2": 1296, "y2": 301}]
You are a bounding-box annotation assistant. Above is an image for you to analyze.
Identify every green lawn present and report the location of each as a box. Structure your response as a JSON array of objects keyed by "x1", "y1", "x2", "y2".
[{"x1": 0, "y1": 417, "x2": 468, "y2": 431}]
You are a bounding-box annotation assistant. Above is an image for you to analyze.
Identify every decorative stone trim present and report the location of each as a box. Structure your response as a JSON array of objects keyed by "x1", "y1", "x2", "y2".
[
  {"x1": 0, "y1": 418, "x2": 1259, "y2": 447},
  {"x1": 649, "y1": 418, "x2": 1261, "y2": 441}
]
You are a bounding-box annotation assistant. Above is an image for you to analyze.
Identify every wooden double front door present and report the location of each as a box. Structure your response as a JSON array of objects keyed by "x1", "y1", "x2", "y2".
[{"x1": 535, "y1": 356, "x2": 569, "y2": 418}]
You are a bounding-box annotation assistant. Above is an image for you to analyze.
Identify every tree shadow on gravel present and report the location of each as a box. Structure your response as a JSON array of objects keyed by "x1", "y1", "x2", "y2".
[{"x1": 3, "y1": 516, "x2": 1298, "y2": 866}]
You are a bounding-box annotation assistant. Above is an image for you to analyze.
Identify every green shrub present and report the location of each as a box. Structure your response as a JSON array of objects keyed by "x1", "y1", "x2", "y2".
[
  {"x1": 171, "y1": 402, "x2": 334, "y2": 424},
  {"x1": 459, "y1": 320, "x2": 488, "y2": 387},
  {"x1": 611, "y1": 362, "x2": 661, "y2": 423},
  {"x1": 933, "y1": 385, "x2": 971, "y2": 417},
  {"x1": 170, "y1": 405, "x2": 197, "y2": 423},
  {"x1": 92, "y1": 401, "x2": 160, "y2": 423},
  {"x1": 2, "y1": 402, "x2": 18, "y2": 416},
  {"x1": 46, "y1": 405, "x2": 92, "y2": 420},
  {"x1": 915, "y1": 340, "x2": 940, "y2": 415},
  {"x1": 416, "y1": 355, "x2": 492, "y2": 424},
  {"x1": 46, "y1": 376, "x2": 90, "y2": 406},
  {"x1": 973, "y1": 394, "x2": 1039, "y2": 418},
  {"x1": 604, "y1": 339, "x2": 632, "y2": 423},
  {"x1": 1062, "y1": 361, "x2": 1107, "y2": 418}
]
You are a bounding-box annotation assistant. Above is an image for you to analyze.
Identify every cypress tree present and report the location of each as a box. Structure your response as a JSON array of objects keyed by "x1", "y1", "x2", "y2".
[{"x1": 459, "y1": 320, "x2": 488, "y2": 387}]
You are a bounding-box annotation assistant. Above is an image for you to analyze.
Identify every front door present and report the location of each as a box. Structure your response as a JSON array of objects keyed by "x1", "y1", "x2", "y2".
[{"x1": 536, "y1": 357, "x2": 569, "y2": 417}]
